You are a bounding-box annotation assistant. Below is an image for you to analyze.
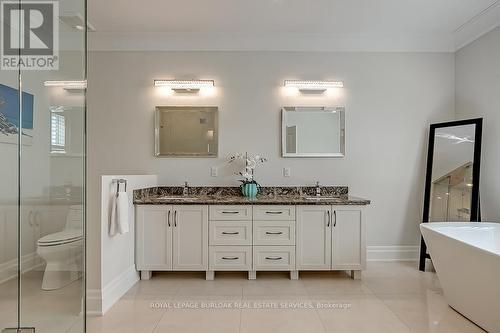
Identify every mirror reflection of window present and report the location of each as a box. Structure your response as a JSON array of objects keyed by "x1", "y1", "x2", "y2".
[
  {"x1": 429, "y1": 125, "x2": 475, "y2": 222},
  {"x1": 49, "y1": 106, "x2": 85, "y2": 157}
]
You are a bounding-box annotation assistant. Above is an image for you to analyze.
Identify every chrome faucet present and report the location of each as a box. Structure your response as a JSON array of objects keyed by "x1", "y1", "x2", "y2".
[
  {"x1": 315, "y1": 181, "x2": 321, "y2": 197},
  {"x1": 183, "y1": 181, "x2": 189, "y2": 196}
]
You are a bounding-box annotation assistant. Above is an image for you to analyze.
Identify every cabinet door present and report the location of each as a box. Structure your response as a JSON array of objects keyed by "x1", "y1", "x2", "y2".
[
  {"x1": 172, "y1": 205, "x2": 208, "y2": 270},
  {"x1": 136, "y1": 205, "x2": 172, "y2": 270},
  {"x1": 296, "y1": 206, "x2": 332, "y2": 270},
  {"x1": 332, "y1": 209, "x2": 365, "y2": 270}
]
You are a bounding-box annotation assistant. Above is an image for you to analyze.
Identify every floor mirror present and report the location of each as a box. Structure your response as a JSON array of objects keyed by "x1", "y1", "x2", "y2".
[{"x1": 419, "y1": 118, "x2": 483, "y2": 271}]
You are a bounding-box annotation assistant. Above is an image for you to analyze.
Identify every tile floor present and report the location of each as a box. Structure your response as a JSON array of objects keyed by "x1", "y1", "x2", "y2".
[
  {"x1": 87, "y1": 262, "x2": 487, "y2": 333},
  {"x1": 0, "y1": 270, "x2": 84, "y2": 333}
]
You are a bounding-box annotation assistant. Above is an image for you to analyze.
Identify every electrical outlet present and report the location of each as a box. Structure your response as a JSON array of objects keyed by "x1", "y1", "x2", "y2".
[
  {"x1": 283, "y1": 167, "x2": 291, "y2": 177},
  {"x1": 211, "y1": 166, "x2": 218, "y2": 177}
]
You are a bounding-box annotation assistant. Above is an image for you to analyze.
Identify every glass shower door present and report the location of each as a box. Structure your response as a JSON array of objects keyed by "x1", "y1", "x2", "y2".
[{"x1": 0, "y1": 0, "x2": 86, "y2": 331}]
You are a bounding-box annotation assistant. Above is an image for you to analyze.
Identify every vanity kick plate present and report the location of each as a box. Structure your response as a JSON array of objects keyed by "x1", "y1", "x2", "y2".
[{"x1": 3, "y1": 328, "x2": 36, "y2": 333}]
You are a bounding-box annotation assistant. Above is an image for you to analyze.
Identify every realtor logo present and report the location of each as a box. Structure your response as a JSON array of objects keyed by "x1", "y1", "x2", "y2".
[{"x1": 1, "y1": 0, "x2": 59, "y2": 70}]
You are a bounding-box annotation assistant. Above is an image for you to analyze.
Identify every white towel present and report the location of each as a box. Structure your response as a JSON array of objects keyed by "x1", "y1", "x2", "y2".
[
  {"x1": 110, "y1": 191, "x2": 129, "y2": 236},
  {"x1": 109, "y1": 195, "x2": 118, "y2": 237}
]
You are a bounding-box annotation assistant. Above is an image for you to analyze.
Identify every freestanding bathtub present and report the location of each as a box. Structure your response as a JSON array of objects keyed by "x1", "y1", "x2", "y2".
[{"x1": 420, "y1": 222, "x2": 500, "y2": 333}]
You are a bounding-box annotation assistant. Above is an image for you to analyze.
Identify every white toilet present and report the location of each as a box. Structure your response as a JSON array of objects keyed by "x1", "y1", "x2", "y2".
[{"x1": 37, "y1": 205, "x2": 83, "y2": 291}]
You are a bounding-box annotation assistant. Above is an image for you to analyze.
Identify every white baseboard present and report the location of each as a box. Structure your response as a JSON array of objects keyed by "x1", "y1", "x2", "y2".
[
  {"x1": 367, "y1": 246, "x2": 419, "y2": 262},
  {"x1": 0, "y1": 252, "x2": 44, "y2": 284},
  {"x1": 87, "y1": 265, "x2": 139, "y2": 316},
  {"x1": 102, "y1": 266, "x2": 139, "y2": 314}
]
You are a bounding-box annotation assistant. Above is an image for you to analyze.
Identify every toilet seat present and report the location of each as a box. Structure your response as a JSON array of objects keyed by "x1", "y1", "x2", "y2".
[{"x1": 38, "y1": 230, "x2": 83, "y2": 247}]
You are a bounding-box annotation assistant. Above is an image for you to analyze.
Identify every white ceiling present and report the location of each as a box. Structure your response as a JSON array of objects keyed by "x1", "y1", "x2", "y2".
[{"x1": 88, "y1": 0, "x2": 500, "y2": 52}]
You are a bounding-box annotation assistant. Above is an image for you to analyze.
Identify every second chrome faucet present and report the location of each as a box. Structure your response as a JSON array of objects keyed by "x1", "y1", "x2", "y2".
[{"x1": 316, "y1": 181, "x2": 321, "y2": 197}]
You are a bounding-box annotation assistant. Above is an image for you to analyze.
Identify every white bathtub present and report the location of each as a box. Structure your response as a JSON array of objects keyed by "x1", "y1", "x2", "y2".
[{"x1": 420, "y1": 222, "x2": 500, "y2": 333}]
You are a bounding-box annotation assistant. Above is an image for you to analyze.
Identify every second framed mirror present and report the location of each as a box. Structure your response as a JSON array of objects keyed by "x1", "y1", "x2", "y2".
[{"x1": 281, "y1": 106, "x2": 345, "y2": 158}]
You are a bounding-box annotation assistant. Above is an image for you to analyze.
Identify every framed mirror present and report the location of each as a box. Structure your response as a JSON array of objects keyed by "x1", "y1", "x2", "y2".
[
  {"x1": 419, "y1": 118, "x2": 483, "y2": 271},
  {"x1": 155, "y1": 106, "x2": 218, "y2": 157},
  {"x1": 281, "y1": 106, "x2": 345, "y2": 157}
]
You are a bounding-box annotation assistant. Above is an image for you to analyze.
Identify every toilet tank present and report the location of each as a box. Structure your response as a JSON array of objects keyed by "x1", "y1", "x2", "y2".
[{"x1": 65, "y1": 205, "x2": 83, "y2": 230}]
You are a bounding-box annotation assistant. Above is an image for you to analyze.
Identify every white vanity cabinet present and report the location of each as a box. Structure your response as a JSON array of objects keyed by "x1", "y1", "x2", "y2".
[
  {"x1": 296, "y1": 205, "x2": 365, "y2": 279},
  {"x1": 136, "y1": 203, "x2": 366, "y2": 280},
  {"x1": 136, "y1": 205, "x2": 208, "y2": 279}
]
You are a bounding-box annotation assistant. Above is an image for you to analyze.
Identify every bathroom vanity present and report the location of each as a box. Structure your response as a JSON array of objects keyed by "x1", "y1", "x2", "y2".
[{"x1": 133, "y1": 186, "x2": 370, "y2": 280}]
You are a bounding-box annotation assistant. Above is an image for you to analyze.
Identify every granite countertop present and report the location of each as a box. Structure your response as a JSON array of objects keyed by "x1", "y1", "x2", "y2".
[{"x1": 133, "y1": 186, "x2": 370, "y2": 206}]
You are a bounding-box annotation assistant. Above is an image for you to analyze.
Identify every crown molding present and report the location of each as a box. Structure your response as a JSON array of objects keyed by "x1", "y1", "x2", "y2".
[
  {"x1": 89, "y1": 32, "x2": 455, "y2": 53},
  {"x1": 454, "y1": 0, "x2": 500, "y2": 51}
]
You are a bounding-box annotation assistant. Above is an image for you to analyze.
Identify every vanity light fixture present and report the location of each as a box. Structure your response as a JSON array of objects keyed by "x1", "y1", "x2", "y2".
[
  {"x1": 284, "y1": 80, "x2": 344, "y2": 92},
  {"x1": 154, "y1": 80, "x2": 215, "y2": 93},
  {"x1": 44, "y1": 80, "x2": 87, "y2": 90}
]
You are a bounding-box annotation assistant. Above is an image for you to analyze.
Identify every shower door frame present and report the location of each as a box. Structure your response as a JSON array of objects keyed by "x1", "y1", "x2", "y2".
[{"x1": 1, "y1": 0, "x2": 88, "y2": 331}]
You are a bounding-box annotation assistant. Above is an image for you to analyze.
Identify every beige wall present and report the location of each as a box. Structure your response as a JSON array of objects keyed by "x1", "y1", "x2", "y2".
[
  {"x1": 87, "y1": 50, "x2": 455, "y2": 290},
  {"x1": 456, "y1": 26, "x2": 500, "y2": 222}
]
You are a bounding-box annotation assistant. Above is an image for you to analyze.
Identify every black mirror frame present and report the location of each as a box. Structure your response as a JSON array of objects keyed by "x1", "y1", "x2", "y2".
[{"x1": 419, "y1": 118, "x2": 483, "y2": 271}]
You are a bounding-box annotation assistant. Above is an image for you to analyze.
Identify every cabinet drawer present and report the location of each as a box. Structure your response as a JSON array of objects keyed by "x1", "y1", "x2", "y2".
[
  {"x1": 253, "y1": 205, "x2": 295, "y2": 221},
  {"x1": 209, "y1": 220, "x2": 252, "y2": 245},
  {"x1": 209, "y1": 205, "x2": 252, "y2": 221},
  {"x1": 253, "y1": 246, "x2": 296, "y2": 270},
  {"x1": 209, "y1": 246, "x2": 252, "y2": 270},
  {"x1": 253, "y1": 220, "x2": 295, "y2": 246}
]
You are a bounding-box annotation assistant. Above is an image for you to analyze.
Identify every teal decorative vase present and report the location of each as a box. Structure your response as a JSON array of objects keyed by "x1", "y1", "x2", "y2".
[{"x1": 241, "y1": 183, "x2": 258, "y2": 198}]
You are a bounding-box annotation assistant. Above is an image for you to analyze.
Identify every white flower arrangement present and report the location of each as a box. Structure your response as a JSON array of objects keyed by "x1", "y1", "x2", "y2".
[{"x1": 228, "y1": 152, "x2": 267, "y2": 184}]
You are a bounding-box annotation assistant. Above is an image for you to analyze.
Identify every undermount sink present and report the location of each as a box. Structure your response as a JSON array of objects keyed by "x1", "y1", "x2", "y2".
[
  {"x1": 157, "y1": 196, "x2": 198, "y2": 200},
  {"x1": 304, "y1": 196, "x2": 339, "y2": 200}
]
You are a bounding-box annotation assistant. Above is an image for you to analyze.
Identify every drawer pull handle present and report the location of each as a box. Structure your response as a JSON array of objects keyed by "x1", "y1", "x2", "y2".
[
  {"x1": 265, "y1": 256, "x2": 283, "y2": 261},
  {"x1": 265, "y1": 231, "x2": 283, "y2": 235},
  {"x1": 222, "y1": 256, "x2": 239, "y2": 260},
  {"x1": 266, "y1": 211, "x2": 283, "y2": 214},
  {"x1": 222, "y1": 231, "x2": 239, "y2": 235},
  {"x1": 222, "y1": 211, "x2": 239, "y2": 214}
]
